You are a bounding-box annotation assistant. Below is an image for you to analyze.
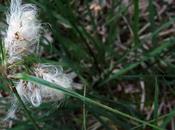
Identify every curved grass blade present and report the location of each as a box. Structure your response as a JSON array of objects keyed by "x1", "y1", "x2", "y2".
[
  {"x1": 133, "y1": 0, "x2": 140, "y2": 46},
  {"x1": 15, "y1": 73, "x2": 163, "y2": 130},
  {"x1": 100, "y1": 37, "x2": 175, "y2": 86},
  {"x1": 7, "y1": 80, "x2": 40, "y2": 130}
]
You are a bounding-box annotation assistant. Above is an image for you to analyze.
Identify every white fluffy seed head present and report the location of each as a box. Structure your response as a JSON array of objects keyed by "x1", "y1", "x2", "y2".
[
  {"x1": 34, "y1": 64, "x2": 72, "y2": 89},
  {"x1": 5, "y1": 0, "x2": 41, "y2": 64},
  {"x1": 16, "y1": 64, "x2": 73, "y2": 107}
]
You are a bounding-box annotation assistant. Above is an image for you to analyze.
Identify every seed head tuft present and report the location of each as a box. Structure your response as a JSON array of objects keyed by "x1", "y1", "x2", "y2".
[{"x1": 5, "y1": 0, "x2": 41, "y2": 64}]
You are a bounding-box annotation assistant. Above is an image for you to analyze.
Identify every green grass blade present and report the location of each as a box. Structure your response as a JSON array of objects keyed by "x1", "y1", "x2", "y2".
[
  {"x1": 100, "y1": 37, "x2": 175, "y2": 85},
  {"x1": 15, "y1": 73, "x2": 163, "y2": 130},
  {"x1": 7, "y1": 80, "x2": 40, "y2": 130},
  {"x1": 148, "y1": 0, "x2": 157, "y2": 45},
  {"x1": 133, "y1": 0, "x2": 140, "y2": 46},
  {"x1": 160, "y1": 108, "x2": 175, "y2": 129},
  {"x1": 153, "y1": 77, "x2": 159, "y2": 128}
]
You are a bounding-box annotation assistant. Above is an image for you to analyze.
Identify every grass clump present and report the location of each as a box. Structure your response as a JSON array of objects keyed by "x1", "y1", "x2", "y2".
[{"x1": 0, "y1": 0, "x2": 175, "y2": 130}]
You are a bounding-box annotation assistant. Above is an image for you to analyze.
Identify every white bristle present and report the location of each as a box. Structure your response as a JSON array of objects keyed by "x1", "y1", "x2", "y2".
[{"x1": 5, "y1": 0, "x2": 41, "y2": 64}]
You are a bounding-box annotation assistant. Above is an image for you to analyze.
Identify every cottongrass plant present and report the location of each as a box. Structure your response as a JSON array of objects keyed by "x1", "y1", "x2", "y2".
[
  {"x1": 4, "y1": 0, "x2": 41, "y2": 64},
  {"x1": 16, "y1": 64, "x2": 73, "y2": 107},
  {"x1": 2, "y1": 0, "x2": 78, "y2": 119}
]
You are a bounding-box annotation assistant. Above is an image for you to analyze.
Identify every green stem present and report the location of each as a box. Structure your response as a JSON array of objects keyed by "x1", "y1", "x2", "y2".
[
  {"x1": 8, "y1": 80, "x2": 40, "y2": 130},
  {"x1": 133, "y1": 0, "x2": 140, "y2": 46},
  {"x1": 83, "y1": 85, "x2": 87, "y2": 130},
  {"x1": 16, "y1": 74, "x2": 163, "y2": 130}
]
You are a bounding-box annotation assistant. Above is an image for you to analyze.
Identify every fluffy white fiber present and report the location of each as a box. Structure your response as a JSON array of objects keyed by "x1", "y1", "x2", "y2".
[
  {"x1": 4, "y1": 0, "x2": 81, "y2": 120},
  {"x1": 16, "y1": 64, "x2": 73, "y2": 107},
  {"x1": 4, "y1": 0, "x2": 41, "y2": 64}
]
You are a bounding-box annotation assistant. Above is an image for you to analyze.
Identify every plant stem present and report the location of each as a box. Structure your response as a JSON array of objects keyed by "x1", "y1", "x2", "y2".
[
  {"x1": 7, "y1": 79, "x2": 40, "y2": 130},
  {"x1": 133, "y1": 0, "x2": 140, "y2": 46},
  {"x1": 17, "y1": 74, "x2": 164, "y2": 130},
  {"x1": 83, "y1": 85, "x2": 87, "y2": 130}
]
